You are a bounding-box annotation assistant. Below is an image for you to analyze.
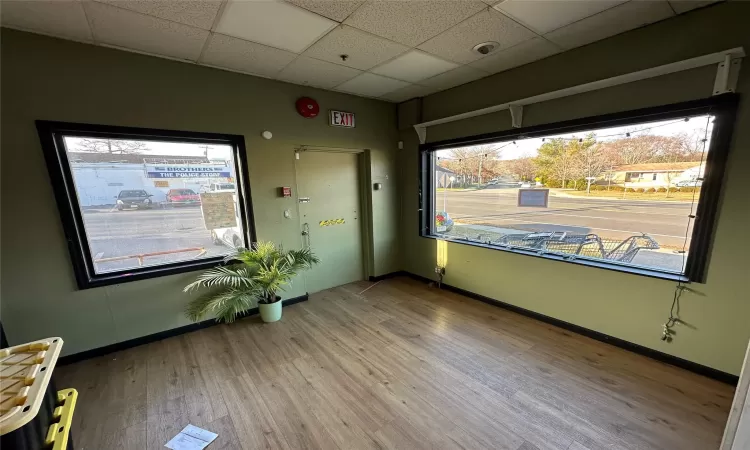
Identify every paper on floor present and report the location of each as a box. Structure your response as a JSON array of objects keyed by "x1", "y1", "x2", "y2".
[{"x1": 165, "y1": 424, "x2": 218, "y2": 450}]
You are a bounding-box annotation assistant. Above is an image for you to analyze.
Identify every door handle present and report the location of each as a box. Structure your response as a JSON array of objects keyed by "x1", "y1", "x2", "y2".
[{"x1": 301, "y1": 223, "x2": 311, "y2": 249}]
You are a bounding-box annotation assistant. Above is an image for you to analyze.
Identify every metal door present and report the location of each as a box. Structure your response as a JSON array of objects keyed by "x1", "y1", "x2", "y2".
[{"x1": 296, "y1": 151, "x2": 364, "y2": 293}]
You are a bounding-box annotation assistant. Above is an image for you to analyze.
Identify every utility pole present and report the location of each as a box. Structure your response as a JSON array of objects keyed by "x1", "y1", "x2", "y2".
[
  {"x1": 478, "y1": 153, "x2": 486, "y2": 185},
  {"x1": 586, "y1": 146, "x2": 591, "y2": 194}
]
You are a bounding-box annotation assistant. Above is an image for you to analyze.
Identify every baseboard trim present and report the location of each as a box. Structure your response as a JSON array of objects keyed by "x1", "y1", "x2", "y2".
[
  {"x1": 369, "y1": 271, "x2": 409, "y2": 282},
  {"x1": 58, "y1": 294, "x2": 309, "y2": 366},
  {"x1": 395, "y1": 272, "x2": 738, "y2": 385}
]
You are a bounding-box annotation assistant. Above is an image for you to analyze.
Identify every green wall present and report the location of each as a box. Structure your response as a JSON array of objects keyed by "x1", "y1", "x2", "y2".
[
  {"x1": 399, "y1": 2, "x2": 750, "y2": 376},
  {"x1": 2, "y1": 3, "x2": 749, "y2": 374},
  {"x1": 0, "y1": 29, "x2": 399, "y2": 356}
]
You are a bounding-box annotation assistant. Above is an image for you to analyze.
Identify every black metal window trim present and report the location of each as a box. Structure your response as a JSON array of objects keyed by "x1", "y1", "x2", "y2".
[
  {"x1": 36, "y1": 121, "x2": 257, "y2": 290},
  {"x1": 419, "y1": 94, "x2": 739, "y2": 283}
]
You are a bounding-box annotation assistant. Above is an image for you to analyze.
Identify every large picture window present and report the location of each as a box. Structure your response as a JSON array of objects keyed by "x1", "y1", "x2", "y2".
[
  {"x1": 37, "y1": 121, "x2": 255, "y2": 289},
  {"x1": 420, "y1": 95, "x2": 738, "y2": 282}
]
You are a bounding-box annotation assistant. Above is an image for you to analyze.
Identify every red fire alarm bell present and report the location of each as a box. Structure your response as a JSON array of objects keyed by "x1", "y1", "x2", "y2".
[
  {"x1": 296, "y1": 97, "x2": 319, "y2": 119},
  {"x1": 280, "y1": 187, "x2": 292, "y2": 198}
]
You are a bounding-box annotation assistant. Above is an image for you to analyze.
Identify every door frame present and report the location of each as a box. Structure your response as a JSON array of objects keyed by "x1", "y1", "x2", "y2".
[
  {"x1": 292, "y1": 145, "x2": 374, "y2": 280},
  {"x1": 721, "y1": 338, "x2": 750, "y2": 449}
]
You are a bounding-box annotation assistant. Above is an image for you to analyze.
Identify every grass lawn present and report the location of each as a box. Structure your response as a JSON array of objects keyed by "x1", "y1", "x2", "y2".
[{"x1": 566, "y1": 190, "x2": 699, "y2": 201}]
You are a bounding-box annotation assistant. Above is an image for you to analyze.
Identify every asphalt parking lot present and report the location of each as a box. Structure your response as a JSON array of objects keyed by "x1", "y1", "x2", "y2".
[{"x1": 82, "y1": 206, "x2": 231, "y2": 273}]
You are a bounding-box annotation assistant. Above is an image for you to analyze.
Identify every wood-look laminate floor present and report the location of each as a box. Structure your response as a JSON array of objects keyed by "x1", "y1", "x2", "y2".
[{"x1": 56, "y1": 277, "x2": 734, "y2": 450}]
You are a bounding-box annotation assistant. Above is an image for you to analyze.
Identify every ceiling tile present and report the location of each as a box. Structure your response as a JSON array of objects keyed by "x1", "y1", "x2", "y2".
[
  {"x1": 469, "y1": 36, "x2": 560, "y2": 73},
  {"x1": 545, "y1": 1, "x2": 675, "y2": 50},
  {"x1": 420, "y1": 66, "x2": 488, "y2": 90},
  {"x1": 494, "y1": 0, "x2": 627, "y2": 35},
  {"x1": 380, "y1": 84, "x2": 438, "y2": 103},
  {"x1": 215, "y1": 0, "x2": 336, "y2": 53},
  {"x1": 85, "y1": 2, "x2": 209, "y2": 60},
  {"x1": 418, "y1": 8, "x2": 537, "y2": 64},
  {"x1": 335, "y1": 73, "x2": 410, "y2": 97},
  {"x1": 285, "y1": 0, "x2": 364, "y2": 22},
  {"x1": 302, "y1": 25, "x2": 408, "y2": 71},
  {"x1": 343, "y1": 0, "x2": 486, "y2": 47},
  {"x1": 277, "y1": 56, "x2": 362, "y2": 88},
  {"x1": 96, "y1": 0, "x2": 223, "y2": 30},
  {"x1": 669, "y1": 0, "x2": 721, "y2": 14},
  {"x1": 0, "y1": 1, "x2": 92, "y2": 42},
  {"x1": 370, "y1": 50, "x2": 458, "y2": 83},
  {"x1": 201, "y1": 33, "x2": 298, "y2": 77}
]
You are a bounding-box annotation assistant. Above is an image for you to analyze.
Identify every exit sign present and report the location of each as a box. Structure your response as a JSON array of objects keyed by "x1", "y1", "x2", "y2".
[{"x1": 329, "y1": 110, "x2": 355, "y2": 128}]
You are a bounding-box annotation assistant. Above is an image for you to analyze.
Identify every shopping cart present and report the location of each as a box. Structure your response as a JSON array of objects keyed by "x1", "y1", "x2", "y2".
[{"x1": 493, "y1": 231, "x2": 660, "y2": 263}]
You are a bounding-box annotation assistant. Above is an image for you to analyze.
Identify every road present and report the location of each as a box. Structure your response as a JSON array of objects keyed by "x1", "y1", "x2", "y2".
[
  {"x1": 436, "y1": 188, "x2": 694, "y2": 249},
  {"x1": 79, "y1": 190, "x2": 693, "y2": 274},
  {"x1": 82, "y1": 206, "x2": 232, "y2": 273}
]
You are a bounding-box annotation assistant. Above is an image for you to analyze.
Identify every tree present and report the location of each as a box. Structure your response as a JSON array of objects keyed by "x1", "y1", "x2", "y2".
[
  {"x1": 534, "y1": 136, "x2": 595, "y2": 189},
  {"x1": 596, "y1": 134, "x2": 694, "y2": 166},
  {"x1": 77, "y1": 138, "x2": 149, "y2": 154},
  {"x1": 439, "y1": 144, "x2": 503, "y2": 186},
  {"x1": 573, "y1": 136, "x2": 609, "y2": 192},
  {"x1": 506, "y1": 157, "x2": 536, "y2": 181}
]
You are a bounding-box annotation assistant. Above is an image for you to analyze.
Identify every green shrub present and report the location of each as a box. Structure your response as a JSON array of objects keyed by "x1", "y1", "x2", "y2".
[
  {"x1": 657, "y1": 187, "x2": 667, "y2": 193},
  {"x1": 645, "y1": 187, "x2": 657, "y2": 193},
  {"x1": 626, "y1": 188, "x2": 636, "y2": 192},
  {"x1": 635, "y1": 188, "x2": 645, "y2": 193},
  {"x1": 680, "y1": 187, "x2": 697, "y2": 193},
  {"x1": 612, "y1": 185, "x2": 626, "y2": 192}
]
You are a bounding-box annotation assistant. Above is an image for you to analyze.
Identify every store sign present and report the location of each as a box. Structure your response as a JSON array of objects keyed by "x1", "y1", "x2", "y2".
[
  {"x1": 517, "y1": 188, "x2": 550, "y2": 207},
  {"x1": 329, "y1": 110, "x2": 355, "y2": 128},
  {"x1": 145, "y1": 164, "x2": 230, "y2": 179}
]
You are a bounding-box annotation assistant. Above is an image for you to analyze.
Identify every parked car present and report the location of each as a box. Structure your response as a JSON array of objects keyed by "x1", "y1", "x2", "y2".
[
  {"x1": 166, "y1": 188, "x2": 200, "y2": 206},
  {"x1": 435, "y1": 211, "x2": 454, "y2": 233},
  {"x1": 115, "y1": 190, "x2": 153, "y2": 210},
  {"x1": 674, "y1": 179, "x2": 703, "y2": 187},
  {"x1": 199, "y1": 182, "x2": 236, "y2": 193}
]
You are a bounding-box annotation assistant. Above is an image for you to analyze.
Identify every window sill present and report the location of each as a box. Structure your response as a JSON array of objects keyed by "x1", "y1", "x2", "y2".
[{"x1": 422, "y1": 233, "x2": 690, "y2": 283}]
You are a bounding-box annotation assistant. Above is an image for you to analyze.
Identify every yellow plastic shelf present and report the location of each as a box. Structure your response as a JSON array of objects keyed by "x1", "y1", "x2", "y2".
[
  {"x1": 0, "y1": 337, "x2": 63, "y2": 435},
  {"x1": 45, "y1": 388, "x2": 77, "y2": 450}
]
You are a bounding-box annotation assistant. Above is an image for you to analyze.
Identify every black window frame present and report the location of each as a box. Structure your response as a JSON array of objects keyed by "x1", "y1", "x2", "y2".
[
  {"x1": 419, "y1": 94, "x2": 739, "y2": 283},
  {"x1": 36, "y1": 121, "x2": 257, "y2": 289}
]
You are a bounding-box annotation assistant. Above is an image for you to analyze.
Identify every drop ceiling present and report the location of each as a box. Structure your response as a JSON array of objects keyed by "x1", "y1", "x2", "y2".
[{"x1": 0, "y1": 0, "x2": 721, "y2": 103}]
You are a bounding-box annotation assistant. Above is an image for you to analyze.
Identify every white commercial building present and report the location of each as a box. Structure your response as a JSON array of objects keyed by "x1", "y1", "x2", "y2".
[{"x1": 68, "y1": 152, "x2": 234, "y2": 207}]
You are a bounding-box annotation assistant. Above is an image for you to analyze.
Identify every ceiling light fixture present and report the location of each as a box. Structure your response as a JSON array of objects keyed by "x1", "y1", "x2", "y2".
[{"x1": 472, "y1": 41, "x2": 500, "y2": 56}]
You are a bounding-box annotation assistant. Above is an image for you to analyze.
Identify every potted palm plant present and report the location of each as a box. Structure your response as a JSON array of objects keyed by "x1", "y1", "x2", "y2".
[{"x1": 184, "y1": 241, "x2": 319, "y2": 323}]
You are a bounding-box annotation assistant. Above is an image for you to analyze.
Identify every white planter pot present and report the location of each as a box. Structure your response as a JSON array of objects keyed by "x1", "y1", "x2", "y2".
[{"x1": 258, "y1": 299, "x2": 282, "y2": 322}]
